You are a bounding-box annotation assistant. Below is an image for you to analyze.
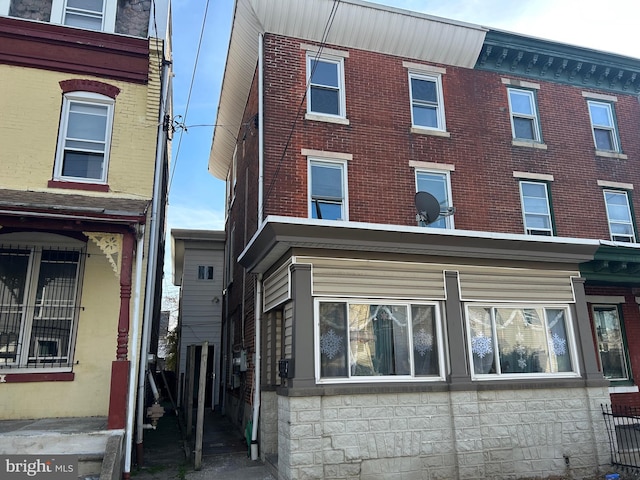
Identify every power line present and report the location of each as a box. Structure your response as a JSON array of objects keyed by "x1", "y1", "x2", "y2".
[{"x1": 168, "y1": 0, "x2": 211, "y2": 195}]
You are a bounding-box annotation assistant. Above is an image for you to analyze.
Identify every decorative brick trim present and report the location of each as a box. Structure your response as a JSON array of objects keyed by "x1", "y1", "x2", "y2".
[
  {"x1": 48, "y1": 180, "x2": 110, "y2": 192},
  {"x1": 59, "y1": 79, "x2": 120, "y2": 99}
]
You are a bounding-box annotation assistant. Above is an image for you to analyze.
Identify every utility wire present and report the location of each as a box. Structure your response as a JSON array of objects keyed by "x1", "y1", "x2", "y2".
[
  {"x1": 260, "y1": 0, "x2": 341, "y2": 220},
  {"x1": 168, "y1": 0, "x2": 211, "y2": 195}
]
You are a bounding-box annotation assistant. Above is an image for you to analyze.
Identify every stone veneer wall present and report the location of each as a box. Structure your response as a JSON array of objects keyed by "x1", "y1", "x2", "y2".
[{"x1": 275, "y1": 387, "x2": 610, "y2": 480}]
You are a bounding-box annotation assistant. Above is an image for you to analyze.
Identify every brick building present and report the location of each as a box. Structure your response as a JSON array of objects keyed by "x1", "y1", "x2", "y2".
[
  {"x1": 209, "y1": 0, "x2": 640, "y2": 478},
  {"x1": 0, "y1": 0, "x2": 172, "y2": 477}
]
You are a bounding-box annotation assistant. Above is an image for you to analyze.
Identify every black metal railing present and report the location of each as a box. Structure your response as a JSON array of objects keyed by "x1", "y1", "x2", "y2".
[{"x1": 602, "y1": 403, "x2": 640, "y2": 470}]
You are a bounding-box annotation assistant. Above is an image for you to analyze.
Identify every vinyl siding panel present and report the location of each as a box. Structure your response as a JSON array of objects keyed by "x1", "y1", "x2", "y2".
[
  {"x1": 264, "y1": 260, "x2": 291, "y2": 311},
  {"x1": 458, "y1": 266, "x2": 578, "y2": 302}
]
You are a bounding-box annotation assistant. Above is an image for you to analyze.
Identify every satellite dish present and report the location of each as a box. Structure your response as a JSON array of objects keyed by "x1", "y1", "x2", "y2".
[{"x1": 415, "y1": 191, "x2": 441, "y2": 225}]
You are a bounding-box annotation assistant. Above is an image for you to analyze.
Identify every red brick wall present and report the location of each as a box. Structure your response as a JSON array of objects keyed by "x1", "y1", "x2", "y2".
[{"x1": 261, "y1": 34, "x2": 640, "y2": 239}]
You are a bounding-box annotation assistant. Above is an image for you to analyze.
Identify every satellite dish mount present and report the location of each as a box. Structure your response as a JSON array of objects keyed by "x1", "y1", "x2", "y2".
[{"x1": 414, "y1": 191, "x2": 455, "y2": 225}]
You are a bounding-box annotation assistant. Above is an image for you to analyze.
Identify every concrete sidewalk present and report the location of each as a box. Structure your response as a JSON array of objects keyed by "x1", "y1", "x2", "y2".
[{"x1": 132, "y1": 408, "x2": 275, "y2": 480}]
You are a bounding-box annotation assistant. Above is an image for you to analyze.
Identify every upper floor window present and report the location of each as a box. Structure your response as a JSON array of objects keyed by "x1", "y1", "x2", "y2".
[
  {"x1": 307, "y1": 55, "x2": 346, "y2": 118},
  {"x1": 54, "y1": 92, "x2": 115, "y2": 184},
  {"x1": 467, "y1": 304, "x2": 577, "y2": 378},
  {"x1": 317, "y1": 300, "x2": 444, "y2": 382},
  {"x1": 508, "y1": 88, "x2": 541, "y2": 141},
  {"x1": 198, "y1": 266, "x2": 214, "y2": 280},
  {"x1": 49, "y1": 0, "x2": 117, "y2": 32},
  {"x1": 587, "y1": 100, "x2": 620, "y2": 152},
  {"x1": 0, "y1": 241, "x2": 84, "y2": 370},
  {"x1": 309, "y1": 159, "x2": 348, "y2": 221},
  {"x1": 592, "y1": 304, "x2": 631, "y2": 382},
  {"x1": 409, "y1": 72, "x2": 445, "y2": 131},
  {"x1": 415, "y1": 170, "x2": 453, "y2": 229},
  {"x1": 519, "y1": 181, "x2": 553, "y2": 236},
  {"x1": 603, "y1": 189, "x2": 635, "y2": 242}
]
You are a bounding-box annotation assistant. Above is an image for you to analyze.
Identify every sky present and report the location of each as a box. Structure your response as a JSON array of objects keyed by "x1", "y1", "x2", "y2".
[{"x1": 163, "y1": 0, "x2": 640, "y2": 309}]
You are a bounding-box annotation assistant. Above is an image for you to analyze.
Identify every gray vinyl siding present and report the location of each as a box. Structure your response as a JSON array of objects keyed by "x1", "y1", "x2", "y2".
[
  {"x1": 284, "y1": 302, "x2": 293, "y2": 358},
  {"x1": 457, "y1": 266, "x2": 578, "y2": 302},
  {"x1": 264, "y1": 260, "x2": 291, "y2": 312},
  {"x1": 178, "y1": 245, "x2": 225, "y2": 407}
]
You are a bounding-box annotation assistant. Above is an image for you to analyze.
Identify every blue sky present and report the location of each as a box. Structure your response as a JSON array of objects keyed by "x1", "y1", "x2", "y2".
[{"x1": 164, "y1": 0, "x2": 640, "y2": 303}]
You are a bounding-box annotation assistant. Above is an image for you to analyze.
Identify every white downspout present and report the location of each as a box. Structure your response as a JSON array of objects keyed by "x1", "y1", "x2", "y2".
[
  {"x1": 250, "y1": 33, "x2": 265, "y2": 461},
  {"x1": 250, "y1": 273, "x2": 262, "y2": 460},
  {"x1": 124, "y1": 229, "x2": 145, "y2": 475},
  {"x1": 134, "y1": 54, "x2": 172, "y2": 461}
]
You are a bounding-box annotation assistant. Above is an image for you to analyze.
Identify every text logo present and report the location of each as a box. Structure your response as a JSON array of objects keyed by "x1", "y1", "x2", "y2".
[{"x1": 1, "y1": 456, "x2": 78, "y2": 480}]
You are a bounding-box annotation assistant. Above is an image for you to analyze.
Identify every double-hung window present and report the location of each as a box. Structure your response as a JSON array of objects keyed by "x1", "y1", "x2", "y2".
[
  {"x1": 309, "y1": 159, "x2": 348, "y2": 221},
  {"x1": 409, "y1": 72, "x2": 445, "y2": 131},
  {"x1": 48, "y1": 0, "x2": 117, "y2": 32},
  {"x1": 54, "y1": 92, "x2": 115, "y2": 184},
  {"x1": 519, "y1": 181, "x2": 553, "y2": 236},
  {"x1": 0, "y1": 243, "x2": 84, "y2": 369},
  {"x1": 603, "y1": 189, "x2": 635, "y2": 242},
  {"x1": 416, "y1": 170, "x2": 453, "y2": 228},
  {"x1": 307, "y1": 54, "x2": 346, "y2": 118},
  {"x1": 317, "y1": 300, "x2": 444, "y2": 381},
  {"x1": 508, "y1": 88, "x2": 541, "y2": 141},
  {"x1": 466, "y1": 305, "x2": 577, "y2": 378},
  {"x1": 587, "y1": 100, "x2": 620, "y2": 152},
  {"x1": 592, "y1": 305, "x2": 631, "y2": 382}
]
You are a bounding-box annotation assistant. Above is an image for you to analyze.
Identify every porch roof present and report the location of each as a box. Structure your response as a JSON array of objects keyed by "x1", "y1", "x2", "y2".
[
  {"x1": 0, "y1": 188, "x2": 149, "y2": 224},
  {"x1": 238, "y1": 216, "x2": 601, "y2": 274}
]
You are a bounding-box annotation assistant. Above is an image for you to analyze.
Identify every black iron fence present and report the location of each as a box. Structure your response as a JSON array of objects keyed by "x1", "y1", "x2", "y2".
[{"x1": 602, "y1": 403, "x2": 640, "y2": 470}]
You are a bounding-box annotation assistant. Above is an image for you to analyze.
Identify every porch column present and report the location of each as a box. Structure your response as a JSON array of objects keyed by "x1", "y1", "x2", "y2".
[
  {"x1": 290, "y1": 264, "x2": 314, "y2": 388},
  {"x1": 444, "y1": 270, "x2": 472, "y2": 388},
  {"x1": 108, "y1": 230, "x2": 135, "y2": 429}
]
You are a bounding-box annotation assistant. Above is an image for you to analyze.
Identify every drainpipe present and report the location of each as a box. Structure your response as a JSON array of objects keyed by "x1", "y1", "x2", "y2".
[
  {"x1": 250, "y1": 33, "x2": 265, "y2": 461},
  {"x1": 250, "y1": 273, "x2": 262, "y2": 460},
  {"x1": 123, "y1": 228, "x2": 145, "y2": 476},
  {"x1": 134, "y1": 53, "x2": 172, "y2": 466}
]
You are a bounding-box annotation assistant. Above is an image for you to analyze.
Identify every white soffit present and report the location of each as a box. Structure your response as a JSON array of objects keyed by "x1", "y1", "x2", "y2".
[{"x1": 209, "y1": 0, "x2": 488, "y2": 179}]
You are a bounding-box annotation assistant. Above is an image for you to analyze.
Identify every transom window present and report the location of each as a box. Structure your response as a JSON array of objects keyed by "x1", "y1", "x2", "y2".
[
  {"x1": 508, "y1": 88, "x2": 540, "y2": 141},
  {"x1": 54, "y1": 92, "x2": 114, "y2": 184},
  {"x1": 466, "y1": 305, "x2": 577, "y2": 378},
  {"x1": 519, "y1": 181, "x2": 553, "y2": 236},
  {"x1": 603, "y1": 189, "x2": 635, "y2": 242},
  {"x1": 588, "y1": 100, "x2": 619, "y2": 152},
  {"x1": 415, "y1": 171, "x2": 453, "y2": 229},
  {"x1": 307, "y1": 55, "x2": 345, "y2": 118},
  {"x1": 0, "y1": 245, "x2": 83, "y2": 369},
  {"x1": 309, "y1": 160, "x2": 347, "y2": 221},
  {"x1": 317, "y1": 300, "x2": 443, "y2": 381},
  {"x1": 409, "y1": 73, "x2": 445, "y2": 130},
  {"x1": 592, "y1": 305, "x2": 630, "y2": 381}
]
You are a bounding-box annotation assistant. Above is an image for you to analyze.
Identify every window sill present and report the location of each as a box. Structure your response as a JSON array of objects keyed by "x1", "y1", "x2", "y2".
[
  {"x1": 48, "y1": 180, "x2": 109, "y2": 192},
  {"x1": 305, "y1": 113, "x2": 350, "y2": 125},
  {"x1": 609, "y1": 385, "x2": 639, "y2": 394},
  {"x1": 410, "y1": 127, "x2": 451, "y2": 138},
  {"x1": 512, "y1": 139, "x2": 548, "y2": 150},
  {"x1": 0, "y1": 371, "x2": 74, "y2": 383},
  {"x1": 595, "y1": 150, "x2": 628, "y2": 160}
]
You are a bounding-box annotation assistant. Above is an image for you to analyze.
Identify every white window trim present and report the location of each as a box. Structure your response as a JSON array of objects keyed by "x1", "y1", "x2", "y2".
[
  {"x1": 408, "y1": 71, "x2": 447, "y2": 132},
  {"x1": 519, "y1": 180, "x2": 553, "y2": 236},
  {"x1": 305, "y1": 53, "x2": 347, "y2": 121},
  {"x1": 307, "y1": 157, "x2": 349, "y2": 221},
  {"x1": 314, "y1": 298, "x2": 446, "y2": 384},
  {"x1": 507, "y1": 87, "x2": 541, "y2": 142},
  {"x1": 591, "y1": 303, "x2": 631, "y2": 382},
  {"x1": 0, "y1": 0, "x2": 9, "y2": 16},
  {"x1": 50, "y1": 0, "x2": 117, "y2": 33},
  {"x1": 603, "y1": 189, "x2": 636, "y2": 243},
  {"x1": 587, "y1": 99, "x2": 620, "y2": 153},
  {"x1": 466, "y1": 303, "x2": 580, "y2": 381},
  {"x1": 415, "y1": 169, "x2": 454, "y2": 229},
  {"x1": 53, "y1": 91, "x2": 115, "y2": 185}
]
